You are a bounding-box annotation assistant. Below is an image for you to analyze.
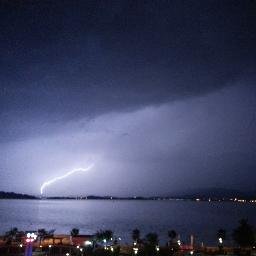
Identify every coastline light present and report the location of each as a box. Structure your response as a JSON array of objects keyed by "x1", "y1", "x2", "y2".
[
  {"x1": 85, "y1": 240, "x2": 92, "y2": 246},
  {"x1": 26, "y1": 232, "x2": 37, "y2": 243},
  {"x1": 133, "y1": 248, "x2": 139, "y2": 255}
]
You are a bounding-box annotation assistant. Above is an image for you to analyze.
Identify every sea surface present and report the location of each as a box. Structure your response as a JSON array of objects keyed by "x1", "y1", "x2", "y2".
[{"x1": 0, "y1": 199, "x2": 255, "y2": 245}]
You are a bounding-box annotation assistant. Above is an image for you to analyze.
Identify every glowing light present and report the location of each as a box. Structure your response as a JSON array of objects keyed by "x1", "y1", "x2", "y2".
[
  {"x1": 133, "y1": 248, "x2": 139, "y2": 254},
  {"x1": 219, "y1": 237, "x2": 223, "y2": 244},
  {"x1": 26, "y1": 232, "x2": 37, "y2": 241},
  {"x1": 40, "y1": 164, "x2": 94, "y2": 194},
  {"x1": 85, "y1": 241, "x2": 92, "y2": 246}
]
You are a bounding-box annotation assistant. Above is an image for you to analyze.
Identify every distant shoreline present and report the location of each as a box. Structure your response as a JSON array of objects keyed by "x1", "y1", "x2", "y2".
[{"x1": 0, "y1": 191, "x2": 255, "y2": 204}]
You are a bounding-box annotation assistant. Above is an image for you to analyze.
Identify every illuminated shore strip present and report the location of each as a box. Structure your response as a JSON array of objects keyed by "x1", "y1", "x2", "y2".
[{"x1": 40, "y1": 164, "x2": 94, "y2": 195}]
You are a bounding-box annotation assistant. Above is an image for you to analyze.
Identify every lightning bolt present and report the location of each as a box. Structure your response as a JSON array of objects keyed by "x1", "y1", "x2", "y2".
[{"x1": 40, "y1": 164, "x2": 94, "y2": 195}]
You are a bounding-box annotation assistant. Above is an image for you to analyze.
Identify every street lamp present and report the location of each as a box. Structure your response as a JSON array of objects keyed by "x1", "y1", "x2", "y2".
[{"x1": 133, "y1": 247, "x2": 139, "y2": 255}]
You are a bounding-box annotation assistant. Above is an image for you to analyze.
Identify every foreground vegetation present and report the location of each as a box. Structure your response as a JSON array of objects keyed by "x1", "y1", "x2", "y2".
[{"x1": 0, "y1": 219, "x2": 255, "y2": 256}]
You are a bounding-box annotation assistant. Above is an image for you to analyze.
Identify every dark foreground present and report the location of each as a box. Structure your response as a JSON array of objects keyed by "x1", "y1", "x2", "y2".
[{"x1": 0, "y1": 237, "x2": 256, "y2": 256}]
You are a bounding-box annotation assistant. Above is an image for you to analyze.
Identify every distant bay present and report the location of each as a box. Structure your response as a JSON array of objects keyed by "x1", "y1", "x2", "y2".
[{"x1": 0, "y1": 199, "x2": 255, "y2": 246}]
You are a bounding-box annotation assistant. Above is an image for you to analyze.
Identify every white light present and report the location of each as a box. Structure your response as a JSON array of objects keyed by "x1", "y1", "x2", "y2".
[
  {"x1": 219, "y1": 237, "x2": 223, "y2": 244},
  {"x1": 76, "y1": 245, "x2": 80, "y2": 249},
  {"x1": 111, "y1": 247, "x2": 114, "y2": 252},
  {"x1": 66, "y1": 253, "x2": 70, "y2": 256},
  {"x1": 40, "y1": 164, "x2": 94, "y2": 194},
  {"x1": 156, "y1": 246, "x2": 160, "y2": 251},
  {"x1": 103, "y1": 239, "x2": 107, "y2": 243},
  {"x1": 190, "y1": 251, "x2": 194, "y2": 255},
  {"x1": 177, "y1": 240, "x2": 181, "y2": 246},
  {"x1": 49, "y1": 245, "x2": 52, "y2": 248},
  {"x1": 133, "y1": 248, "x2": 139, "y2": 255},
  {"x1": 19, "y1": 244, "x2": 23, "y2": 247},
  {"x1": 80, "y1": 248, "x2": 83, "y2": 252},
  {"x1": 85, "y1": 240, "x2": 92, "y2": 246}
]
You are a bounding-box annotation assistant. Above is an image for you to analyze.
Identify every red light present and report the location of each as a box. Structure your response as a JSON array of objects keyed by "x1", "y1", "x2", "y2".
[{"x1": 26, "y1": 238, "x2": 34, "y2": 243}]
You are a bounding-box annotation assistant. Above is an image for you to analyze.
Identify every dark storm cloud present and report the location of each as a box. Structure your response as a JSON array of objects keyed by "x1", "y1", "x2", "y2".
[
  {"x1": 0, "y1": 0, "x2": 256, "y2": 194},
  {"x1": 1, "y1": 1, "x2": 255, "y2": 132}
]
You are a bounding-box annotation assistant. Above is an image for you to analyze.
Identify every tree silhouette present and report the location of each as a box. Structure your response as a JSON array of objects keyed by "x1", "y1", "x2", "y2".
[
  {"x1": 168, "y1": 230, "x2": 177, "y2": 243},
  {"x1": 105, "y1": 230, "x2": 113, "y2": 241},
  {"x1": 96, "y1": 230, "x2": 113, "y2": 242},
  {"x1": 168, "y1": 230, "x2": 179, "y2": 252},
  {"x1": 233, "y1": 219, "x2": 255, "y2": 247},
  {"x1": 4, "y1": 227, "x2": 19, "y2": 244},
  {"x1": 38, "y1": 229, "x2": 47, "y2": 245},
  {"x1": 71, "y1": 228, "x2": 79, "y2": 237},
  {"x1": 145, "y1": 233, "x2": 159, "y2": 256},
  {"x1": 146, "y1": 233, "x2": 158, "y2": 246},
  {"x1": 132, "y1": 229, "x2": 140, "y2": 243}
]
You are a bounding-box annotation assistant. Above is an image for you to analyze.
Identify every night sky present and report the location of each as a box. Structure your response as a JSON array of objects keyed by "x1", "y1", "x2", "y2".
[{"x1": 1, "y1": 0, "x2": 256, "y2": 196}]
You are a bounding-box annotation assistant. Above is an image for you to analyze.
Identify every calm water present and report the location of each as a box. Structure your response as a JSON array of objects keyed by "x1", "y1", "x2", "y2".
[{"x1": 0, "y1": 199, "x2": 255, "y2": 245}]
